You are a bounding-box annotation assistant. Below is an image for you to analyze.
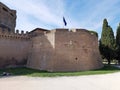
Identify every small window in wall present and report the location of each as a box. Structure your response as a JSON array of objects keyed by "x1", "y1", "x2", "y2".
[{"x1": 2, "y1": 7, "x2": 8, "y2": 12}]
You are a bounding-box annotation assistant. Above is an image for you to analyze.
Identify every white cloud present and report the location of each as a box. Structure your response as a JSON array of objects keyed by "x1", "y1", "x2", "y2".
[{"x1": 82, "y1": 0, "x2": 120, "y2": 30}]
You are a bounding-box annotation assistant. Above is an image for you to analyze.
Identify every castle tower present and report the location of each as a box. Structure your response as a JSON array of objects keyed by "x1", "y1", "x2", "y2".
[{"x1": 0, "y1": 2, "x2": 16, "y2": 32}]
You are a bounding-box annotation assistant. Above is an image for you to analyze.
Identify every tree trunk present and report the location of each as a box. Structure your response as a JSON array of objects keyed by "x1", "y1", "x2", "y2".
[
  {"x1": 108, "y1": 59, "x2": 111, "y2": 65},
  {"x1": 118, "y1": 60, "x2": 120, "y2": 65}
]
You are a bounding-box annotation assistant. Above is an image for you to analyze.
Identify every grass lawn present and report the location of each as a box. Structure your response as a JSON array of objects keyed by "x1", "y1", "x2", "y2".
[{"x1": 0, "y1": 65, "x2": 120, "y2": 77}]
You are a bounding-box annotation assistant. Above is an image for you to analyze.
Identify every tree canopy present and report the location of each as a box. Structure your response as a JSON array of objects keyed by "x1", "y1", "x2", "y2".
[
  {"x1": 100, "y1": 19, "x2": 116, "y2": 64},
  {"x1": 116, "y1": 23, "x2": 120, "y2": 63}
]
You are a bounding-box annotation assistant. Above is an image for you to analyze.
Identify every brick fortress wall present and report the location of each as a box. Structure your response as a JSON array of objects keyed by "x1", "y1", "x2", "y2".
[
  {"x1": 0, "y1": 27, "x2": 30, "y2": 68},
  {"x1": 27, "y1": 29, "x2": 103, "y2": 72},
  {"x1": 0, "y1": 2, "x2": 103, "y2": 71}
]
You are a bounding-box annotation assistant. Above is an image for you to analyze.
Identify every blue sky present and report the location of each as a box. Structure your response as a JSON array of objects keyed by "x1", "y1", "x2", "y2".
[{"x1": 1, "y1": 0, "x2": 120, "y2": 37}]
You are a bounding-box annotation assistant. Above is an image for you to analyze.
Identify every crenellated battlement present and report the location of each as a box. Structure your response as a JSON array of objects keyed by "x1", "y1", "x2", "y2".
[
  {"x1": 0, "y1": 27, "x2": 96, "y2": 40},
  {"x1": 0, "y1": 27, "x2": 30, "y2": 40}
]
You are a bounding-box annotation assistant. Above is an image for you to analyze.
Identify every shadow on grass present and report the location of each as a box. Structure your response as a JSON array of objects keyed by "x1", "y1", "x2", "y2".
[
  {"x1": 97, "y1": 64, "x2": 120, "y2": 71},
  {"x1": 0, "y1": 65, "x2": 120, "y2": 77},
  {"x1": 0, "y1": 67, "x2": 46, "y2": 76}
]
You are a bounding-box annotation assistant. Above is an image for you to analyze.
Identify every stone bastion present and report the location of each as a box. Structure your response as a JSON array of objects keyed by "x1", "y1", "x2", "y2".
[{"x1": 0, "y1": 2, "x2": 103, "y2": 72}]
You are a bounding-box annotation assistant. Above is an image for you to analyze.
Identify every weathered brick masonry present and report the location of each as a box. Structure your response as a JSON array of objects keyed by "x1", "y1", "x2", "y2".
[{"x1": 0, "y1": 2, "x2": 103, "y2": 71}]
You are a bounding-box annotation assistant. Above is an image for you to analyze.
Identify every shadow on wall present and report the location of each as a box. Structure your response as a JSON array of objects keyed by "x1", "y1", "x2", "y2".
[
  {"x1": 27, "y1": 29, "x2": 55, "y2": 71},
  {"x1": 0, "y1": 35, "x2": 30, "y2": 68},
  {"x1": 0, "y1": 57, "x2": 27, "y2": 68}
]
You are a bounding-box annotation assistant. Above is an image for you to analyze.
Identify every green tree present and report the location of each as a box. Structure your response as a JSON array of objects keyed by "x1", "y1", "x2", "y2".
[
  {"x1": 99, "y1": 19, "x2": 116, "y2": 64},
  {"x1": 116, "y1": 23, "x2": 120, "y2": 64}
]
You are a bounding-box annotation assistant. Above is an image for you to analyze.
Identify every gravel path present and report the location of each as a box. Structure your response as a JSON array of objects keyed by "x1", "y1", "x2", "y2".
[{"x1": 0, "y1": 72, "x2": 120, "y2": 90}]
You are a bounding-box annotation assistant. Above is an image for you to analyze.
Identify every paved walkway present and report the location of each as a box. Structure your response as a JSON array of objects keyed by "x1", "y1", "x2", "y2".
[{"x1": 0, "y1": 72, "x2": 120, "y2": 90}]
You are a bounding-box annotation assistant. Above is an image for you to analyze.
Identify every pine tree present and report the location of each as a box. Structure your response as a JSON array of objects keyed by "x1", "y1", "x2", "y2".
[
  {"x1": 116, "y1": 23, "x2": 120, "y2": 45},
  {"x1": 100, "y1": 19, "x2": 116, "y2": 64},
  {"x1": 116, "y1": 23, "x2": 120, "y2": 64}
]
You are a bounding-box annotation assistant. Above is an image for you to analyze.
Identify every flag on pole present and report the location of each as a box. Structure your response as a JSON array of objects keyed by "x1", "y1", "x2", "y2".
[{"x1": 63, "y1": 17, "x2": 67, "y2": 26}]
